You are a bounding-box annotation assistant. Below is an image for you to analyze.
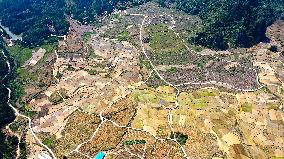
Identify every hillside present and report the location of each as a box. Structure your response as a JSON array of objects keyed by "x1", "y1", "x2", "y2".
[
  {"x1": 0, "y1": 0, "x2": 284, "y2": 48},
  {"x1": 0, "y1": 1, "x2": 284, "y2": 159}
]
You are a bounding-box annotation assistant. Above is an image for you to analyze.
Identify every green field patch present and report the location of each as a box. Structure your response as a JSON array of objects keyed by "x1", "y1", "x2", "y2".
[
  {"x1": 117, "y1": 30, "x2": 130, "y2": 42},
  {"x1": 146, "y1": 24, "x2": 186, "y2": 54},
  {"x1": 178, "y1": 91, "x2": 209, "y2": 109},
  {"x1": 166, "y1": 67, "x2": 178, "y2": 73},
  {"x1": 123, "y1": 139, "x2": 146, "y2": 145},
  {"x1": 241, "y1": 102, "x2": 252, "y2": 112},
  {"x1": 139, "y1": 56, "x2": 152, "y2": 69},
  {"x1": 6, "y1": 45, "x2": 33, "y2": 66},
  {"x1": 6, "y1": 44, "x2": 56, "y2": 67},
  {"x1": 132, "y1": 90, "x2": 158, "y2": 103},
  {"x1": 132, "y1": 89, "x2": 176, "y2": 104},
  {"x1": 191, "y1": 98, "x2": 207, "y2": 109},
  {"x1": 192, "y1": 89, "x2": 217, "y2": 98},
  {"x1": 82, "y1": 31, "x2": 96, "y2": 41},
  {"x1": 85, "y1": 69, "x2": 98, "y2": 75},
  {"x1": 21, "y1": 104, "x2": 37, "y2": 117},
  {"x1": 42, "y1": 135, "x2": 56, "y2": 149},
  {"x1": 87, "y1": 48, "x2": 95, "y2": 59},
  {"x1": 16, "y1": 68, "x2": 37, "y2": 82}
]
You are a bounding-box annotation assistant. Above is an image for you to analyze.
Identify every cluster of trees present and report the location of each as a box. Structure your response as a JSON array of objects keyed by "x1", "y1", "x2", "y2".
[
  {"x1": 170, "y1": 132, "x2": 188, "y2": 145},
  {"x1": 0, "y1": 0, "x2": 153, "y2": 46},
  {"x1": 0, "y1": 38, "x2": 18, "y2": 158},
  {"x1": 65, "y1": 0, "x2": 152, "y2": 23},
  {"x1": 0, "y1": 131, "x2": 18, "y2": 159},
  {"x1": 0, "y1": 37, "x2": 16, "y2": 129},
  {"x1": 123, "y1": 139, "x2": 147, "y2": 145},
  {"x1": 161, "y1": 0, "x2": 284, "y2": 50},
  {"x1": 0, "y1": 0, "x2": 69, "y2": 46}
]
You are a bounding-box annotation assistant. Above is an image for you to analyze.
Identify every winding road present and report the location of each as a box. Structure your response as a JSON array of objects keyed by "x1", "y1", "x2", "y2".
[{"x1": 1, "y1": 50, "x2": 56, "y2": 159}]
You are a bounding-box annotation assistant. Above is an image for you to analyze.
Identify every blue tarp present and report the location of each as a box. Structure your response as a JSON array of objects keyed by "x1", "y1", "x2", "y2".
[{"x1": 94, "y1": 152, "x2": 105, "y2": 159}]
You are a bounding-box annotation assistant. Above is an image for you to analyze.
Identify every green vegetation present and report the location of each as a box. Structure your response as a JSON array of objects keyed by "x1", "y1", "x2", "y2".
[
  {"x1": 9, "y1": 122, "x2": 19, "y2": 132},
  {"x1": 6, "y1": 45, "x2": 33, "y2": 66},
  {"x1": 8, "y1": 80, "x2": 25, "y2": 100},
  {"x1": 36, "y1": 44, "x2": 56, "y2": 64},
  {"x1": 18, "y1": 137, "x2": 27, "y2": 159},
  {"x1": 117, "y1": 30, "x2": 130, "y2": 42},
  {"x1": 3, "y1": 45, "x2": 55, "y2": 118},
  {"x1": 132, "y1": 90, "x2": 158, "y2": 103},
  {"x1": 86, "y1": 69, "x2": 98, "y2": 75},
  {"x1": 42, "y1": 135, "x2": 56, "y2": 149},
  {"x1": 196, "y1": 60, "x2": 205, "y2": 69},
  {"x1": 191, "y1": 45, "x2": 203, "y2": 52},
  {"x1": 179, "y1": 91, "x2": 210, "y2": 109},
  {"x1": 147, "y1": 24, "x2": 186, "y2": 54},
  {"x1": 5, "y1": 44, "x2": 56, "y2": 69},
  {"x1": 41, "y1": 44, "x2": 56, "y2": 53},
  {"x1": 166, "y1": 67, "x2": 178, "y2": 73},
  {"x1": 170, "y1": 132, "x2": 188, "y2": 145},
  {"x1": 21, "y1": 104, "x2": 37, "y2": 117},
  {"x1": 49, "y1": 92, "x2": 64, "y2": 105},
  {"x1": 112, "y1": 13, "x2": 121, "y2": 19},
  {"x1": 123, "y1": 139, "x2": 146, "y2": 145},
  {"x1": 0, "y1": 28, "x2": 28, "y2": 159},
  {"x1": 0, "y1": 131, "x2": 18, "y2": 159},
  {"x1": 193, "y1": 89, "x2": 216, "y2": 98},
  {"x1": 261, "y1": 86, "x2": 269, "y2": 93},
  {"x1": 162, "y1": 0, "x2": 284, "y2": 50},
  {"x1": 0, "y1": 0, "x2": 69, "y2": 46},
  {"x1": 139, "y1": 57, "x2": 152, "y2": 69},
  {"x1": 0, "y1": 0, "x2": 153, "y2": 46},
  {"x1": 65, "y1": 0, "x2": 151, "y2": 23},
  {"x1": 9, "y1": 119, "x2": 27, "y2": 132},
  {"x1": 150, "y1": 51, "x2": 189, "y2": 65},
  {"x1": 17, "y1": 68, "x2": 37, "y2": 82},
  {"x1": 191, "y1": 98, "x2": 207, "y2": 109},
  {"x1": 241, "y1": 102, "x2": 252, "y2": 113},
  {"x1": 132, "y1": 88, "x2": 176, "y2": 105},
  {"x1": 82, "y1": 31, "x2": 96, "y2": 41},
  {"x1": 87, "y1": 48, "x2": 95, "y2": 59}
]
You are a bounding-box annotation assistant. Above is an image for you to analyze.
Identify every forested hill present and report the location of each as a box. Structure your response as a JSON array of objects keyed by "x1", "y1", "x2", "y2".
[
  {"x1": 0, "y1": 0, "x2": 69, "y2": 46},
  {"x1": 0, "y1": 0, "x2": 284, "y2": 49},
  {"x1": 66, "y1": 0, "x2": 159, "y2": 24},
  {"x1": 167, "y1": 0, "x2": 284, "y2": 49},
  {"x1": 0, "y1": 0, "x2": 149, "y2": 47}
]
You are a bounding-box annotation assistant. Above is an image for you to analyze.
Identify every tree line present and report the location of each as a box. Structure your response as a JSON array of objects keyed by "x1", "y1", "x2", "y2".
[{"x1": 0, "y1": 0, "x2": 283, "y2": 49}]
